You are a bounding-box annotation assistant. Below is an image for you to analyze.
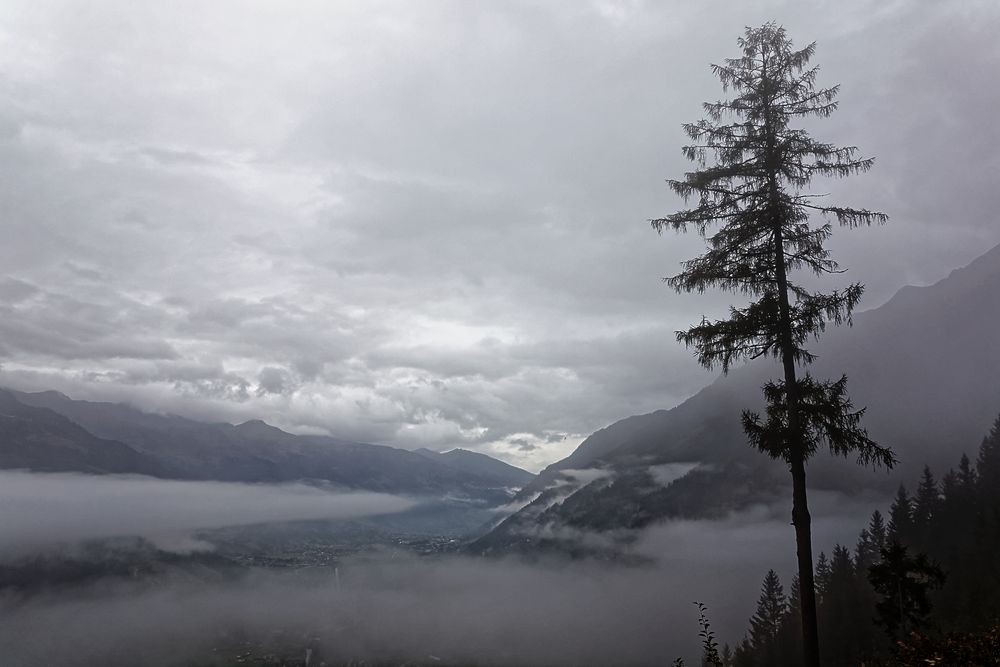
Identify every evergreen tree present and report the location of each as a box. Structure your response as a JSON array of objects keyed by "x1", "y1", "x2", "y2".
[
  {"x1": 652, "y1": 23, "x2": 894, "y2": 667},
  {"x1": 976, "y1": 414, "x2": 1000, "y2": 504},
  {"x1": 867, "y1": 510, "x2": 887, "y2": 552},
  {"x1": 787, "y1": 575, "x2": 802, "y2": 622},
  {"x1": 940, "y1": 469, "x2": 959, "y2": 513},
  {"x1": 854, "y1": 528, "x2": 877, "y2": 573},
  {"x1": 777, "y1": 575, "x2": 804, "y2": 666},
  {"x1": 935, "y1": 454, "x2": 984, "y2": 626},
  {"x1": 814, "y1": 551, "x2": 831, "y2": 602},
  {"x1": 913, "y1": 466, "x2": 940, "y2": 551},
  {"x1": 737, "y1": 419, "x2": 1000, "y2": 663},
  {"x1": 721, "y1": 643, "x2": 734, "y2": 667},
  {"x1": 733, "y1": 636, "x2": 754, "y2": 667},
  {"x1": 975, "y1": 414, "x2": 1000, "y2": 621},
  {"x1": 818, "y1": 545, "x2": 873, "y2": 666},
  {"x1": 958, "y1": 453, "x2": 977, "y2": 492},
  {"x1": 869, "y1": 541, "x2": 945, "y2": 640},
  {"x1": 913, "y1": 466, "x2": 939, "y2": 526},
  {"x1": 887, "y1": 485, "x2": 914, "y2": 545},
  {"x1": 749, "y1": 569, "x2": 787, "y2": 665}
]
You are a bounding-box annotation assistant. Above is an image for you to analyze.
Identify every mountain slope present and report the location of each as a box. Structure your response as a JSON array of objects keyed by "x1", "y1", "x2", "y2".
[
  {"x1": 415, "y1": 448, "x2": 535, "y2": 488},
  {"x1": 476, "y1": 243, "x2": 1000, "y2": 552},
  {"x1": 0, "y1": 390, "x2": 163, "y2": 476},
  {"x1": 7, "y1": 390, "x2": 518, "y2": 503}
]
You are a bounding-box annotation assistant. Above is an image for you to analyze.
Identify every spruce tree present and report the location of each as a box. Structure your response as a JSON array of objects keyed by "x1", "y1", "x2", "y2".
[
  {"x1": 887, "y1": 485, "x2": 914, "y2": 545},
  {"x1": 913, "y1": 467, "x2": 940, "y2": 525},
  {"x1": 976, "y1": 417, "x2": 1000, "y2": 622},
  {"x1": 778, "y1": 575, "x2": 804, "y2": 666},
  {"x1": 733, "y1": 637, "x2": 754, "y2": 667},
  {"x1": 815, "y1": 552, "x2": 831, "y2": 601},
  {"x1": 869, "y1": 541, "x2": 945, "y2": 640},
  {"x1": 652, "y1": 22, "x2": 894, "y2": 666},
  {"x1": 721, "y1": 643, "x2": 734, "y2": 667},
  {"x1": 976, "y1": 414, "x2": 1000, "y2": 504},
  {"x1": 913, "y1": 465, "x2": 940, "y2": 550},
  {"x1": 853, "y1": 528, "x2": 876, "y2": 573},
  {"x1": 867, "y1": 510, "x2": 887, "y2": 552},
  {"x1": 749, "y1": 570, "x2": 787, "y2": 666},
  {"x1": 958, "y1": 453, "x2": 977, "y2": 491},
  {"x1": 820, "y1": 545, "x2": 862, "y2": 666}
]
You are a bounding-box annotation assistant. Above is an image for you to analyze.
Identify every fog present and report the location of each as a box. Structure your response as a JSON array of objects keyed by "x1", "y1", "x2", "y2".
[
  {"x1": 0, "y1": 471, "x2": 885, "y2": 667},
  {"x1": 0, "y1": 470, "x2": 413, "y2": 556}
]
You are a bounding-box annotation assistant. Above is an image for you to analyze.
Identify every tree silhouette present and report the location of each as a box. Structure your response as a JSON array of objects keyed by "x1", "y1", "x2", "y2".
[
  {"x1": 749, "y1": 569, "x2": 787, "y2": 665},
  {"x1": 652, "y1": 22, "x2": 894, "y2": 666},
  {"x1": 869, "y1": 541, "x2": 945, "y2": 640},
  {"x1": 976, "y1": 415, "x2": 1000, "y2": 507},
  {"x1": 867, "y1": 510, "x2": 887, "y2": 553},
  {"x1": 913, "y1": 466, "x2": 940, "y2": 549},
  {"x1": 733, "y1": 419, "x2": 1000, "y2": 663},
  {"x1": 887, "y1": 485, "x2": 914, "y2": 546},
  {"x1": 777, "y1": 575, "x2": 804, "y2": 665}
]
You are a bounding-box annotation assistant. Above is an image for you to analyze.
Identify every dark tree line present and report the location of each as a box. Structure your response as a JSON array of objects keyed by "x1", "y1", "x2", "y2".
[{"x1": 719, "y1": 415, "x2": 1000, "y2": 666}]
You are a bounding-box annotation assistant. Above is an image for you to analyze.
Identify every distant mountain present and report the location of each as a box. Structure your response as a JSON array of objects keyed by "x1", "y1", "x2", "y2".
[
  {"x1": 0, "y1": 389, "x2": 163, "y2": 476},
  {"x1": 4, "y1": 390, "x2": 529, "y2": 505},
  {"x1": 475, "y1": 243, "x2": 1000, "y2": 554},
  {"x1": 415, "y1": 447, "x2": 535, "y2": 488}
]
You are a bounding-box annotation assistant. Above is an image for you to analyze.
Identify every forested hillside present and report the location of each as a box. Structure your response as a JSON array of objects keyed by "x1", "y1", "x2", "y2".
[{"x1": 722, "y1": 416, "x2": 1000, "y2": 666}]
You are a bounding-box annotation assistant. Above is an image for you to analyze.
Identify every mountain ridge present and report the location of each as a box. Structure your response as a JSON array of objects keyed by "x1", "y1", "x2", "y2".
[
  {"x1": 474, "y1": 242, "x2": 1000, "y2": 553},
  {"x1": 3, "y1": 389, "x2": 535, "y2": 503},
  {"x1": 415, "y1": 447, "x2": 535, "y2": 488}
]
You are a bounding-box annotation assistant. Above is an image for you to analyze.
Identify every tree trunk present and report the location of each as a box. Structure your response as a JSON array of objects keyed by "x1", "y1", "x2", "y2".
[
  {"x1": 761, "y1": 47, "x2": 820, "y2": 665},
  {"x1": 773, "y1": 218, "x2": 821, "y2": 667},
  {"x1": 790, "y1": 452, "x2": 820, "y2": 666},
  {"x1": 774, "y1": 224, "x2": 821, "y2": 667}
]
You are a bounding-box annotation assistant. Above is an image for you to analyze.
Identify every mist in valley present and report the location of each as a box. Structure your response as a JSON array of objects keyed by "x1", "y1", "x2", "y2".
[{"x1": 0, "y1": 471, "x2": 883, "y2": 667}]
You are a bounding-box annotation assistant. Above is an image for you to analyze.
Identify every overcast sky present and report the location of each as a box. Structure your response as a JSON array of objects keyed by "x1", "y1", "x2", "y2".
[{"x1": 0, "y1": 1, "x2": 997, "y2": 471}]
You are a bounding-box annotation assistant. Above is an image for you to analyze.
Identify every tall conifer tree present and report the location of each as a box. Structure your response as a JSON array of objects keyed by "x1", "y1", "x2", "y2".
[
  {"x1": 913, "y1": 466, "x2": 940, "y2": 549},
  {"x1": 976, "y1": 414, "x2": 1000, "y2": 503},
  {"x1": 913, "y1": 466, "x2": 940, "y2": 527},
  {"x1": 815, "y1": 552, "x2": 831, "y2": 601},
  {"x1": 887, "y1": 485, "x2": 914, "y2": 545},
  {"x1": 867, "y1": 510, "x2": 887, "y2": 552},
  {"x1": 652, "y1": 23, "x2": 894, "y2": 666},
  {"x1": 749, "y1": 569, "x2": 787, "y2": 666}
]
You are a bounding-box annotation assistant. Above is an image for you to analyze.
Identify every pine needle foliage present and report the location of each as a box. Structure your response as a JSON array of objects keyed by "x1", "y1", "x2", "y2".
[{"x1": 653, "y1": 23, "x2": 895, "y2": 667}]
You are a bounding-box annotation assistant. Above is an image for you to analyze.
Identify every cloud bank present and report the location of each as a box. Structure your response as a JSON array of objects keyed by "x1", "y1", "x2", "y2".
[
  {"x1": 0, "y1": 476, "x2": 885, "y2": 667},
  {"x1": 0, "y1": 470, "x2": 413, "y2": 555}
]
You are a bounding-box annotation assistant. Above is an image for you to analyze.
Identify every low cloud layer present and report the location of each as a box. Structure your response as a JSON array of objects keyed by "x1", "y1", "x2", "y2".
[
  {"x1": 0, "y1": 478, "x2": 885, "y2": 666},
  {"x1": 0, "y1": 470, "x2": 413, "y2": 555}
]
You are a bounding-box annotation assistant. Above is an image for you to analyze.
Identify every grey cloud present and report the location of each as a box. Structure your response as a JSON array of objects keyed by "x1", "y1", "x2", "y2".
[
  {"x1": 0, "y1": 1, "x2": 996, "y2": 470},
  {"x1": 0, "y1": 278, "x2": 42, "y2": 303},
  {"x1": 0, "y1": 285, "x2": 180, "y2": 362},
  {"x1": 256, "y1": 365, "x2": 294, "y2": 396},
  {"x1": 510, "y1": 438, "x2": 539, "y2": 452},
  {"x1": 0, "y1": 471, "x2": 413, "y2": 557},
  {"x1": 138, "y1": 146, "x2": 216, "y2": 167}
]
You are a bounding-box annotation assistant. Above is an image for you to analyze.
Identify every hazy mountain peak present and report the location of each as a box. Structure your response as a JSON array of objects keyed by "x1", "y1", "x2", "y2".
[
  {"x1": 234, "y1": 419, "x2": 287, "y2": 438},
  {"x1": 413, "y1": 446, "x2": 535, "y2": 487}
]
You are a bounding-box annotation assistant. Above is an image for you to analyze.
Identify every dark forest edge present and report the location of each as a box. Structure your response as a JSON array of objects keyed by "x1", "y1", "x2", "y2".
[{"x1": 680, "y1": 414, "x2": 1000, "y2": 667}]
